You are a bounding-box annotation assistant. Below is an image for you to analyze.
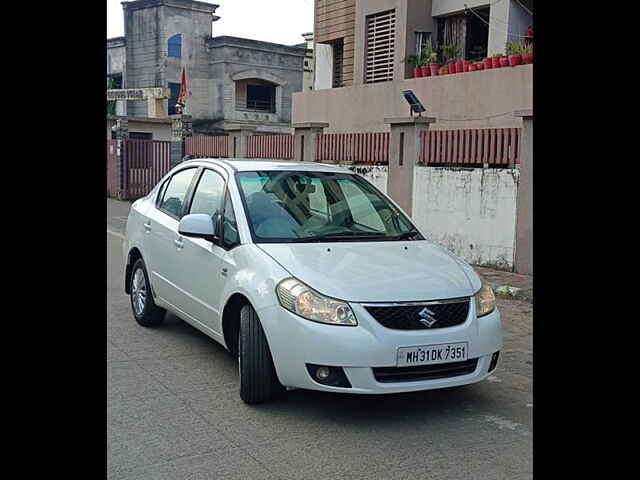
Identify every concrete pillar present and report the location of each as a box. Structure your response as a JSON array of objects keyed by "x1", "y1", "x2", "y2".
[
  {"x1": 170, "y1": 114, "x2": 193, "y2": 167},
  {"x1": 113, "y1": 119, "x2": 129, "y2": 200},
  {"x1": 384, "y1": 116, "x2": 436, "y2": 215},
  {"x1": 224, "y1": 126, "x2": 257, "y2": 158},
  {"x1": 293, "y1": 122, "x2": 329, "y2": 162},
  {"x1": 514, "y1": 110, "x2": 533, "y2": 275}
]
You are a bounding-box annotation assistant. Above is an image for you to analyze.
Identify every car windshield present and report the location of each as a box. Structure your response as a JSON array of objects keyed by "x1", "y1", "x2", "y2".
[{"x1": 236, "y1": 170, "x2": 422, "y2": 243}]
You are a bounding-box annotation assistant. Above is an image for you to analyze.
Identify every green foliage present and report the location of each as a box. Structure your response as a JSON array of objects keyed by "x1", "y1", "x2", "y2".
[
  {"x1": 442, "y1": 44, "x2": 462, "y2": 62},
  {"x1": 506, "y1": 41, "x2": 524, "y2": 55},
  {"x1": 420, "y1": 41, "x2": 439, "y2": 65},
  {"x1": 405, "y1": 54, "x2": 421, "y2": 68}
]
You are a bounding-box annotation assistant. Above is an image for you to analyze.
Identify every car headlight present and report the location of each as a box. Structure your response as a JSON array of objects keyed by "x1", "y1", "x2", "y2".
[
  {"x1": 475, "y1": 281, "x2": 496, "y2": 317},
  {"x1": 276, "y1": 278, "x2": 357, "y2": 326}
]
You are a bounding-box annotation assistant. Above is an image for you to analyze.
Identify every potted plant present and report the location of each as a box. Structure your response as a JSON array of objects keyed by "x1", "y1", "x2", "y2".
[
  {"x1": 439, "y1": 66, "x2": 449, "y2": 75},
  {"x1": 422, "y1": 42, "x2": 440, "y2": 76},
  {"x1": 476, "y1": 61, "x2": 485, "y2": 70},
  {"x1": 420, "y1": 46, "x2": 431, "y2": 77},
  {"x1": 492, "y1": 53, "x2": 504, "y2": 68},
  {"x1": 405, "y1": 54, "x2": 422, "y2": 78},
  {"x1": 506, "y1": 41, "x2": 523, "y2": 66},
  {"x1": 522, "y1": 44, "x2": 533, "y2": 64},
  {"x1": 468, "y1": 62, "x2": 476, "y2": 72},
  {"x1": 483, "y1": 57, "x2": 492, "y2": 69},
  {"x1": 443, "y1": 44, "x2": 462, "y2": 73}
]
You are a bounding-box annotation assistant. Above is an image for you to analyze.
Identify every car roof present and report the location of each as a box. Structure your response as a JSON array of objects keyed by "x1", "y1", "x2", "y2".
[{"x1": 179, "y1": 158, "x2": 355, "y2": 174}]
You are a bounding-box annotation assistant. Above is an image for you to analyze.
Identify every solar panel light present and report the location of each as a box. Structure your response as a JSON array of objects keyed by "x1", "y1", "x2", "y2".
[{"x1": 402, "y1": 90, "x2": 426, "y2": 116}]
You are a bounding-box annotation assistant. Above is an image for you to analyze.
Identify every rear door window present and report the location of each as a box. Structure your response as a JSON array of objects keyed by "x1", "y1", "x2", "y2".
[{"x1": 158, "y1": 168, "x2": 197, "y2": 219}]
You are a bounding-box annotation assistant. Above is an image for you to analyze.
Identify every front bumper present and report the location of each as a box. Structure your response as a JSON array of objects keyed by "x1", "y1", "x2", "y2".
[{"x1": 259, "y1": 300, "x2": 502, "y2": 394}]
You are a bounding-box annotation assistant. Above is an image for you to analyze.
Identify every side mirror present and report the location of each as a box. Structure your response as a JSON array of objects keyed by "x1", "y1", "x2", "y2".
[{"x1": 178, "y1": 213, "x2": 219, "y2": 243}]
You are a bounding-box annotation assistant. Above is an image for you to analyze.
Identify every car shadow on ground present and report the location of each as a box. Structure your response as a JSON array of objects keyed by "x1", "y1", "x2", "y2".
[{"x1": 161, "y1": 313, "x2": 496, "y2": 427}]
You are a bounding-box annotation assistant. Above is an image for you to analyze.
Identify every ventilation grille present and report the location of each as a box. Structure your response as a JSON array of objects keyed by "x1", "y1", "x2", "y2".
[{"x1": 365, "y1": 9, "x2": 396, "y2": 84}]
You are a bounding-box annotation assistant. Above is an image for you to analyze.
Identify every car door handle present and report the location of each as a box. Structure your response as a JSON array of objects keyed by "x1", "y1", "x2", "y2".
[
  {"x1": 174, "y1": 238, "x2": 184, "y2": 249},
  {"x1": 143, "y1": 221, "x2": 152, "y2": 232}
]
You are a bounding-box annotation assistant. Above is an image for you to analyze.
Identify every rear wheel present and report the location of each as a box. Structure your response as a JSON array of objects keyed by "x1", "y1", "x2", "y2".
[
  {"x1": 130, "y1": 258, "x2": 165, "y2": 327},
  {"x1": 239, "y1": 304, "x2": 283, "y2": 404}
]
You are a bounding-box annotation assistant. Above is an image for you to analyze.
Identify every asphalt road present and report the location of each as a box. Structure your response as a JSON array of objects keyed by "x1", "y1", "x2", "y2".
[{"x1": 107, "y1": 199, "x2": 533, "y2": 480}]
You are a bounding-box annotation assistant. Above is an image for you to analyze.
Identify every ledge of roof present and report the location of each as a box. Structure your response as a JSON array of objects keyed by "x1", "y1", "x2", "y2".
[
  {"x1": 121, "y1": 0, "x2": 219, "y2": 14},
  {"x1": 206, "y1": 35, "x2": 307, "y2": 56}
]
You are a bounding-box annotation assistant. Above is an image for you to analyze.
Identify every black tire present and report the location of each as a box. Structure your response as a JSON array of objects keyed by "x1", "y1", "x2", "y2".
[
  {"x1": 130, "y1": 258, "x2": 166, "y2": 327},
  {"x1": 239, "y1": 304, "x2": 284, "y2": 404}
]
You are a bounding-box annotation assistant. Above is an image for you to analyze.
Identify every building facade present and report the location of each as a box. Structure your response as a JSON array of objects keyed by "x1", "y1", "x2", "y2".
[
  {"x1": 295, "y1": 0, "x2": 533, "y2": 132},
  {"x1": 107, "y1": 0, "x2": 308, "y2": 135}
]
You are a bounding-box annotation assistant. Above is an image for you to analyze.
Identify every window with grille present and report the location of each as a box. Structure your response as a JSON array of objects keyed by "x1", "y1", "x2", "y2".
[
  {"x1": 365, "y1": 9, "x2": 396, "y2": 84},
  {"x1": 332, "y1": 39, "x2": 344, "y2": 88}
]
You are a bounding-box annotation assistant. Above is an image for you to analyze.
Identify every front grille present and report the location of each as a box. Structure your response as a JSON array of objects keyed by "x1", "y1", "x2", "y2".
[
  {"x1": 364, "y1": 299, "x2": 470, "y2": 330},
  {"x1": 373, "y1": 358, "x2": 478, "y2": 383}
]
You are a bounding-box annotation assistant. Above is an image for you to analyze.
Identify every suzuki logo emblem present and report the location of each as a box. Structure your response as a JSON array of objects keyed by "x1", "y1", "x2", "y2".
[{"x1": 418, "y1": 307, "x2": 438, "y2": 327}]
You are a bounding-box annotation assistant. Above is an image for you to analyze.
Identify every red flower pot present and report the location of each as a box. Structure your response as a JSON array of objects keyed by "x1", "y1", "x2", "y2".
[
  {"x1": 429, "y1": 63, "x2": 440, "y2": 76},
  {"x1": 499, "y1": 56, "x2": 510, "y2": 68},
  {"x1": 414, "y1": 67, "x2": 423, "y2": 78},
  {"x1": 484, "y1": 58, "x2": 492, "y2": 69},
  {"x1": 421, "y1": 66, "x2": 430, "y2": 77},
  {"x1": 455, "y1": 60, "x2": 464, "y2": 73},
  {"x1": 522, "y1": 52, "x2": 533, "y2": 64},
  {"x1": 508, "y1": 54, "x2": 523, "y2": 67},
  {"x1": 475, "y1": 62, "x2": 485, "y2": 71},
  {"x1": 463, "y1": 60, "x2": 472, "y2": 72},
  {"x1": 468, "y1": 63, "x2": 476, "y2": 72},
  {"x1": 439, "y1": 66, "x2": 449, "y2": 75},
  {"x1": 491, "y1": 57, "x2": 502, "y2": 68}
]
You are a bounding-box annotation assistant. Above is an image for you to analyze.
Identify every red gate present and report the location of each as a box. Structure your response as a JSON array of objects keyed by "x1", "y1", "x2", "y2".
[{"x1": 123, "y1": 139, "x2": 172, "y2": 200}]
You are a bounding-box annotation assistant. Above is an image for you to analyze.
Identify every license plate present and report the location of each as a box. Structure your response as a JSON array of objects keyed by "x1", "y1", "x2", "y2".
[{"x1": 397, "y1": 342, "x2": 468, "y2": 367}]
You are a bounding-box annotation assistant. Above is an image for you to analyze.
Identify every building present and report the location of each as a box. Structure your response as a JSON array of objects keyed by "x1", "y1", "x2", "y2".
[
  {"x1": 295, "y1": 0, "x2": 533, "y2": 132},
  {"x1": 291, "y1": 33, "x2": 315, "y2": 92},
  {"x1": 107, "y1": 0, "x2": 308, "y2": 136}
]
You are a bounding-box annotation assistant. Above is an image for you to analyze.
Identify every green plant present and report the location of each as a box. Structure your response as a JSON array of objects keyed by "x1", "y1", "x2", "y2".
[
  {"x1": 420, "y1": 41, "x2": 439, "y2": 65},
  {"x1": 492, "y1": 52, "x2": 504, "y2": 58},
  {"x1": 405, "y1": 54, "x2": 421, "y2": 68},
  {"x1": 506, "y1": 41, "x2": 524, "y2": 55},
  {"x1": 521, "y1": 44, "x2": 533, "y2": 55},
  {"x1": 443, "y1": 44, "x2": 462, "y2": 63}
]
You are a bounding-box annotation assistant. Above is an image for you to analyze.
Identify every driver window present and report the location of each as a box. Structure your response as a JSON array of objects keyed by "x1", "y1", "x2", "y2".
[{"x1": 189, "y1": 169, "x2": 226, "y2": 217}]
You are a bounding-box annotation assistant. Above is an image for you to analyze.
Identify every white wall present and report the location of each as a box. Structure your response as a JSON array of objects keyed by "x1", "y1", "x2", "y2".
[
  {"x1": 349, "y1": 165, "x2": 388, "y2": 193},
  {"x1": 411, "y1": 166, "x2": 519, "y2": 269},
  {"x1": 314, "y1": 43, "x2": 333, "y2": 90}
]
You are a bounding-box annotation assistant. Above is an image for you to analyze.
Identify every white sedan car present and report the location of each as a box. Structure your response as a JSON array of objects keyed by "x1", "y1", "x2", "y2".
[{"x1": 124, "y1": 159, "x2": 502, "y2": 404}]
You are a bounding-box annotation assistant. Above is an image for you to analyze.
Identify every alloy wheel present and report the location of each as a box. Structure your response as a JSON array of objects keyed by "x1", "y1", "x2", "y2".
[{"x1": 131, "y1": 268, "x2": 147, "y2": 316}]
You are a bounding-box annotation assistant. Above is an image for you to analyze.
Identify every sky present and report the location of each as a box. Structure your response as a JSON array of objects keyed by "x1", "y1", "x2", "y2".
[{"x1": 107, "y1": 0, "x2": 314, "y2": 46}]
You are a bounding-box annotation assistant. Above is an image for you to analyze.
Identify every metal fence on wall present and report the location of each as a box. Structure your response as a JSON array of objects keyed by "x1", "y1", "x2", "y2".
[
  {"x1": 247, "y1": 135, "x2": 294, "y2": 160},
  {"x1": 420, "y1": 128, "x2": 521, "y2": 167},
  {"x1": 185, "y1": 136, "x2": 229, "y2": 158},
  {"x1": 316, "y1": 132, "x2": 389, "y2": 165}
]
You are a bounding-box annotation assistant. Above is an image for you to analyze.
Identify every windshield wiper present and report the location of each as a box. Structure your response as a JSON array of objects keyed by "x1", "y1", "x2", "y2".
[
  {"x1": 391, "y1": 229, "x2": 422, "y2": 241},
  {"x1": 291, "y1": 231, "x2": 390, "y2": 243}
]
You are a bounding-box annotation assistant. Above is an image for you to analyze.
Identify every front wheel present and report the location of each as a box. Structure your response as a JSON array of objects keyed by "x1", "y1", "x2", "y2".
[
  {"x1": 130, "y1": 258, "x2": 166, "y2": 327},
  {"x1": 239, "y1": 304, "x2": 283, "y2": 404}
]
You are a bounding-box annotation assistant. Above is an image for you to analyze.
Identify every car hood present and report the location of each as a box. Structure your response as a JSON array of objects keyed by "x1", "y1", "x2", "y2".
[{"x1": 257, "y1": 241, "x2": 478, "y2": 303}]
